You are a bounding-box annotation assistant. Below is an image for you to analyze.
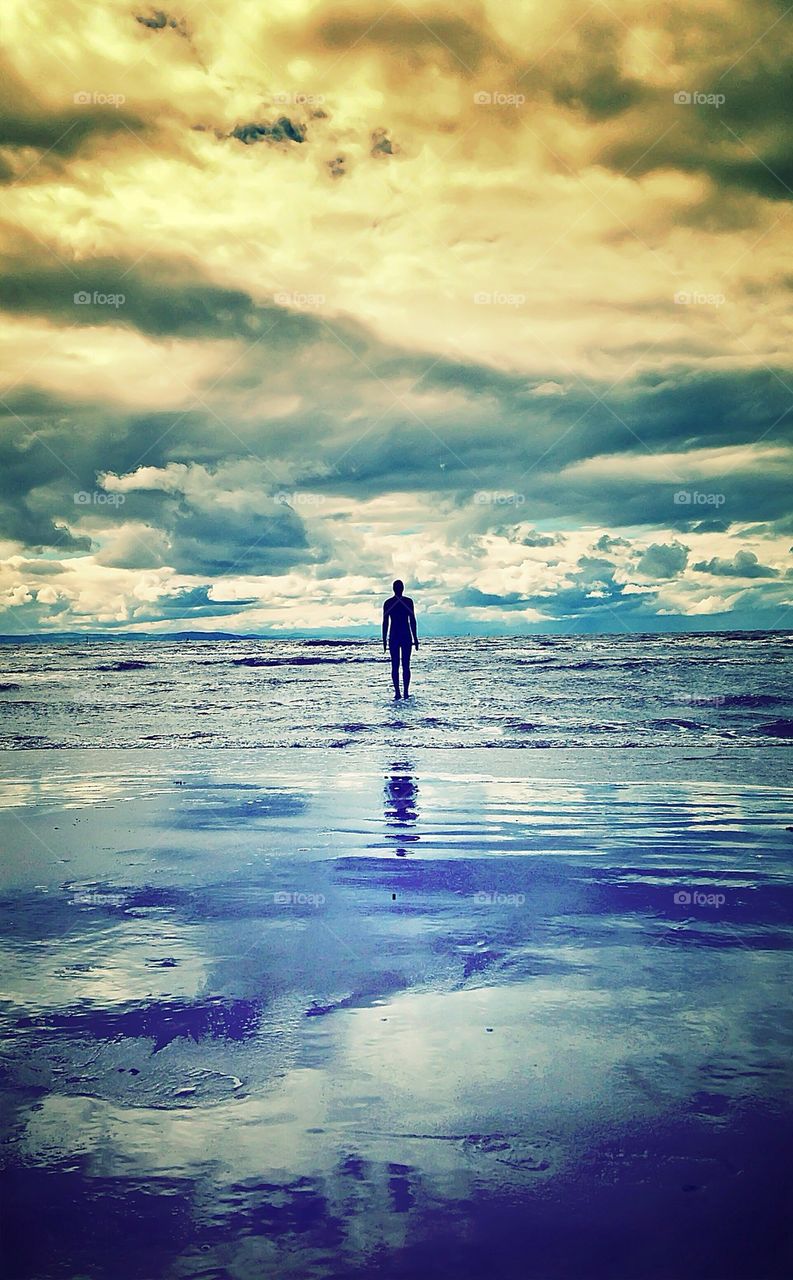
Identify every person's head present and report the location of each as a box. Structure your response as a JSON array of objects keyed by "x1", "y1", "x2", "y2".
[{"x1": 392, "y1": 579, "x2": 404, "y2": 596}]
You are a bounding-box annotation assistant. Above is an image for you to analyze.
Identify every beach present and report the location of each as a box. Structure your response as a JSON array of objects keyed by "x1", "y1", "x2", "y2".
[
  {"x1": 1, "y1": 740, "x2": 792, "y2": 1278},
  {"x1": 3, "y1": 0, "x2": 793, "y2": 1273}
]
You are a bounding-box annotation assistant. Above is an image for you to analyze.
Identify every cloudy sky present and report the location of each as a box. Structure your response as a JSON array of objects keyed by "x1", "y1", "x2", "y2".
[{"x1": 1, "y1": 0, "x2": 792, "y2": 635}]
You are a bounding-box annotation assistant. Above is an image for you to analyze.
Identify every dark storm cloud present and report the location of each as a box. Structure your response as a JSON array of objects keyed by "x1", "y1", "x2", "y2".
[
  {"x1": 586, "y1": 28, "x2": 793, "y2": 206},
  {"x1": 341, "y1": 354, "x2": 789, "y2": 524},
  {"x1": 1, "y1": 584, "x2": 259, "y2": 634},
  {"x1": 150, "y1": 586, "x2": 256, "y2": 615},
  {"x1": 530, "y1": 553, "x2": 646, "y2": 621},
  {"x1": 166, "y1": 506, "x2": 315, "y2": 576},
  {"x1": 412, "y1": 358, "x2": 793, "y2": 468},
  {"x1": 452, "y1": 553, "x2": 649, "y2": 623},
  {"x1": 10, "y1": 558, "x2": 67, "y2": 575},
  {"x1": 511, "y1": 528, "x2": 562, "y2": 548},
  {"x1": 1, "y1": 243, "x2": 791, "y2": 588},
  {"x1": 576, "y1": 555, "x2": 619, "y2": 579},
  {"x1": 0, "y1": 394, "x2": 95, "y2": 550},
  {"x1": 0, "y1": 103, "x2": 139, "y2": 156},
  {"x1": 542, "y1": 14, "x2": 649, "y2": 120},
  {"x1": 4, "y1": 243, "x2": 791, "y2": 531},
  {"x1": 307, "y1": 1, "x2": 793, "y2": 212},
  {"x1": 0, "y1": 503, "x2": 90, "y2": 553},
  {"x1": 599, "y1": 111, "x2": 793, "y2": 205},
  {"x1": 0, "y1": 254, "x2": 326, "y2": 342},
  {"x1": 0, "y1": 58, "x2": 146, "y2": 183},
  {"x1": 82, "y1": 469, "x2": 320, "y2": 577},
  {"x1": 312, "y1": 7, "x2": 505, "y2": 74},
  {"x1": 692, "y1": 549, "x2": 780, "y2": 577},
  {"x1": 636, "y1": 542, "x2": 689, "y2": 578},
  {"x1": 452, "y1": 586, "x2": 525, "y2": 608},
  {"x1": 690, "y1": 518, "x2": 731, "y2": 533},
  {"x1": 468, "y1": 2, "x2": 793, "y2": 211},
  {"x1": 595, "y1": 534, "x2": 629, "y2": 552},
  {"x1": 3, "y1": 325, "x2": 792, "y2": 576},
  {"x1": 0, "y1": 384, "x2": 318, "y2": 571},
  {"x1": 0, "y1": 392, "x2": 148, "y2": 546}
]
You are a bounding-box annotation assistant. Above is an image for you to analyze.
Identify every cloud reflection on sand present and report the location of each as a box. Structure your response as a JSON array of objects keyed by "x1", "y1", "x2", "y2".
[{"x1": 1, "y1": 747, "x2": 792, "y2": 1278}]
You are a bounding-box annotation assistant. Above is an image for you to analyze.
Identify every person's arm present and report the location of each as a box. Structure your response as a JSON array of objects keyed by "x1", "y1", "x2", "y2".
[
  {"x1": 409, "y1": 600, "x2": 419, "y2": 648},
  {"x1": 382, "y1": 602, "x2": 389, "y2": 651}
]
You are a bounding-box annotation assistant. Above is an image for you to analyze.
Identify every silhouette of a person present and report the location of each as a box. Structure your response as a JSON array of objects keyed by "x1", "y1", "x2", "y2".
[{"x1": 382, "y1": 579, "x2": 419, "y2": 699}]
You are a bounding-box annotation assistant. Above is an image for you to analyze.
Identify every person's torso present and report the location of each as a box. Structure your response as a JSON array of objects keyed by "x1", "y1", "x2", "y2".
[{"x1": 385, "y1": 596, "x2": 413, "y2": 639}]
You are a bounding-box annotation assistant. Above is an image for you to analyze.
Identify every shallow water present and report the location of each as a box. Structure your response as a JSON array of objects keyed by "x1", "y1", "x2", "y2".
[
  {"x1": 1, "y1": 747, "x2": 792, "y2": 1278},
  {"x1": 1, "y1": 631, "x2": 792, "y2": 748}
]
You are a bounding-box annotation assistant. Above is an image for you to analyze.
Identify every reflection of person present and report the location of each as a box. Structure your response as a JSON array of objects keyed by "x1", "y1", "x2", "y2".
[
  {"x1": 382, "y1": 579, "x2": 419, "y2": 699},
  {"x1": 384, "y1": 762, "x2": 420, "y2": 856}
]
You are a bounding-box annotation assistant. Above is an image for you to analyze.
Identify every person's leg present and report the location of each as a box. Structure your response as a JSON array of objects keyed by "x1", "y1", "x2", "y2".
[
  {"x1": 390, "y1": 645, "x2": 401, "y2": 697},
  {"x1": 402, "y1": 641, "x2": 411, "y2": 696}
]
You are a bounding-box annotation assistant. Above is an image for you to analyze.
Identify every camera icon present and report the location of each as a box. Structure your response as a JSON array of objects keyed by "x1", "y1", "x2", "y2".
[
  {"x1": 74, "y1": 290, "x2": 91, "y2": 305},
  {"x1": 674, "y1": 290, "x2": 691, "y2": 305},
  {"x1": 473, "y1": 292, "x2": 491, "y2": 304},
  {"x1": 673, "y1": 490, "x2": 692, "y2": 505},
  {"x1": 73, "y1": 91, "x2": 92, "y2": 105},
  {"x1": 473, "y1": 91, "x2": 492, "y2": 105},
  {"x1": 673, "y1": 890, "x2": 692, "y2": 905},
  {"x1": 674, "y1": 91, "x2": 692, "y2": 105},
  {"x1": 273, "y1": 891, "x2": 291, "y2": 905},
  {"x1": 73, "y1": 491, "x2": 92, "y2": 505}
]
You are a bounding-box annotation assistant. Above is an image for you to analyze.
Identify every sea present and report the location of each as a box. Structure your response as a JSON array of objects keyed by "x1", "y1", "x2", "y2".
[{"x1": 1, "y1": 630, "x2": 791, "y2": 749}]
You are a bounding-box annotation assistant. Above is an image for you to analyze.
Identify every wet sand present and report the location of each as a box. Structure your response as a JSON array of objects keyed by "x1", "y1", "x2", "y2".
[{"x1": 1, "y1": 747, "x2": 792, "y2": 1279}]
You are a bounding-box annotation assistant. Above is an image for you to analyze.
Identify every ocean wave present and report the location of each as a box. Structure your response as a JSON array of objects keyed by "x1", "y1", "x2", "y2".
[
  {"x1": 232, "y1": 655, "x2": 373, "y2": 667},
  {"x1": 301, "y1": 638, "x2": 367, "y2": 647},
  {"x1": 646, "y1": 717, "x2": 706, "y2": 731},
  {"x1": 552, "y1": 659, "x2": 649, "y2": 672},
  {"x1": 719, "y1": 693, "x2": 790, "y2": 709},
  {"x1": 758, "y1": 718, "x2": 793, "y2": 739},
  {"x1": 96, "y1": 660, "x2": 152, "y2": 672}
]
